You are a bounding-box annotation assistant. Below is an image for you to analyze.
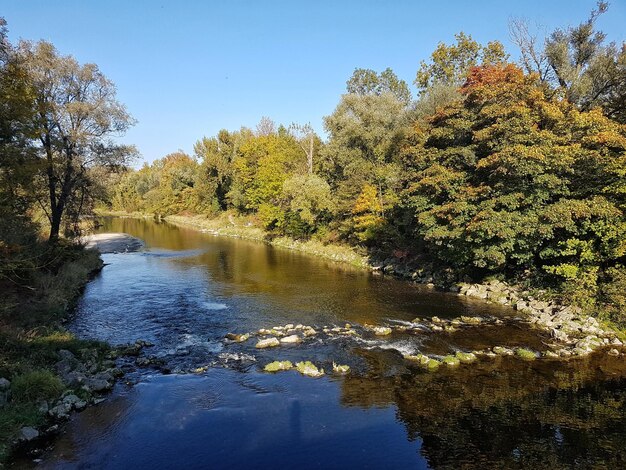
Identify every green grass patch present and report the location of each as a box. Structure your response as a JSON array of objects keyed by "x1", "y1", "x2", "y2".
[{"x1": 11, "y1": 370, "x2": 63, "y2": 403}]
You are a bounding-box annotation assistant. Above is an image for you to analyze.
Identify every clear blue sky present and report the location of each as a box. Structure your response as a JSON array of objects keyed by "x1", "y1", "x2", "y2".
[{"x1": 3, "y1": 0, "x2": 625, "y2": 165}]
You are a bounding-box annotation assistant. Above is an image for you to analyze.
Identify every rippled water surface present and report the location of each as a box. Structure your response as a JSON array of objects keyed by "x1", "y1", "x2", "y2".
[{"x1": 37, "y1": 218, "x2": 626, "y2": 469}]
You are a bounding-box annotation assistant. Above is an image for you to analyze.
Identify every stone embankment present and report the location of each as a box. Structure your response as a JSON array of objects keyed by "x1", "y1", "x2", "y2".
[{"x1": 372, "y1": 261, "x2": 624, "y2": 358}]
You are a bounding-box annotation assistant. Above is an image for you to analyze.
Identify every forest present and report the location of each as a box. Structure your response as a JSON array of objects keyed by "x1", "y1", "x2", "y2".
[{"x1": 2, "y1": 2, "x2": 626, "y2": 325}]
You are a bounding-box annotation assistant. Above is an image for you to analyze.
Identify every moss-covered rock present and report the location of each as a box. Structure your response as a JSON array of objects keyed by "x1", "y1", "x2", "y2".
[
  {"x1": 264, "y1": 361, "x2": 293, "y2": 372},
  {"x1": 442, "y1": 355, "x2": 460, "y2": 367},
  {"x1": 332, "y1": 362, "x2": 350, "y2": 374},
  {"x1": 455, "y1": 351, "x2": 477, "y2": 364},
  {"x1": 372, "y1": 326, "x2": 392, "y2": 336},
  {"x1": 493, "y1": 346, "x2": 514, "y2": 356},
  {"x1": 255, "y1": 337, "x2": 280, "y2": 349},
  {"x1": 515, "y1": 348, "x2": 537, "y2": 361},
  {"x1": 295, "y1": 361, "x2": 324, "y2": 377}
]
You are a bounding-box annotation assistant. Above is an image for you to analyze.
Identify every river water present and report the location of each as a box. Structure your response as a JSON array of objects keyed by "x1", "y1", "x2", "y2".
[{"x1": 37, "y1": 218, "x2": 626, "y2": 469}]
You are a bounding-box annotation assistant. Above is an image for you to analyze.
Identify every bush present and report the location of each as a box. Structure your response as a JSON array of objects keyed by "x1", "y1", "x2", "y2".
[{"x1": 11, "y1": 370, "x2": 63, "y2": 403}]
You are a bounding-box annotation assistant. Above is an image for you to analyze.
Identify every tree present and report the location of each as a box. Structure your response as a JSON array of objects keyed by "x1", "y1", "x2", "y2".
[
  {"x1": 402, "y1": 63, "x2": 626, "y2": 303},
  {"x1": 347, "y1": 67, "x2": 412, "y2": 105},
  {"x1": 18, "y1": 41, "x2": 136, "y2": 242},
  {"x1": 280, "y1": 174, "x2": 335, "y2": 237},
  {"x1": 413, "y1": 32, "x2": 508, "y2": 118},
  {"x1": 415, "y1": 32, "x2": 508, "y2": 92},
  {"x1": 288, "y1": 123, "x2": 321, "y2": 174},
  {"x1": 0, "y1": 19, "x2": 37, "y2": 245},
  {"x1": 321, "y1": 91, "x2": 407, "y2": 221},
  {"x1": 510, "y1": 1, "x2": 626, "y2": 123},
  {"x1": 255, "y1": 116, "x2": 276, "y2": 136}
]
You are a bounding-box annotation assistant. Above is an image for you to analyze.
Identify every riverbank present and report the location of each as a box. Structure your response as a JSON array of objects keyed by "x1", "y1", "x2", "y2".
[
  {"x1": 103, "y1": 211, "x2": 371, "y2": 268},
  {"x1": 0, "y1": 243, "x2": 114, "y2": 465},
  {"x1": 99, "y1": 211, "x2": 626, "y2": 354}
]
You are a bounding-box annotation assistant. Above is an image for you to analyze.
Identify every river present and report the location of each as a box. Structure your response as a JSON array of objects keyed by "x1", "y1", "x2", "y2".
[{"x1": 36, "y1": 217, "x2": 626, "y2": 469}]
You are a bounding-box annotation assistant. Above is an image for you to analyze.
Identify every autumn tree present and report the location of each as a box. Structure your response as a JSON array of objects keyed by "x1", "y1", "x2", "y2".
[
  {"x1": 18, "y1": 41, "x2": 136, "y2": 242},
  {"x1": 403, "y1": 63, "x2": 626, "y2": 308}
]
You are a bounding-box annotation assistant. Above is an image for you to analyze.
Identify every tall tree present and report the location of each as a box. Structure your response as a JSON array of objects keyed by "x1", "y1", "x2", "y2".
[
  {"x1": 288, "y1": 123, "x2": 320, "y2": 174},
  {"x1": 413, "y1": 32, "x2": 508, "y2": 118},
  {"x1": 510, "y1": 1, "x2": 626, "y2": 122},
  {"x1": 347, "y1": 67, "x2": 412, "y2": 105},
  {"x1": 19, "y1": 41, "x2": 136, "y2": 242}
]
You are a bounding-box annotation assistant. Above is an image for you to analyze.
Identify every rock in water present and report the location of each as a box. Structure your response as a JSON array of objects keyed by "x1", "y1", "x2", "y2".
[
  {"x1": 442, "y1": 355, "x2": 460, "y2": 367},
  {"x1": 225, "y1": 333, "x2": 250, "y2": 343},
  {"x1": 493, "y1": 346, "x2": 514, "y2": 356},
  {"x1": 515, "y1": 348, "x2": 537, "y2": 360},
  {"x1": 296, "y1": 361, "x2": 324, "y2": 377},
  {"x1": 264, "y1": 361, "x2": 293, "y2": 372},
  {"x1": 372, "y1": 326, "x2": 392, "y2": 336},
  {"x1": 455, "y1": 351, "x2": 477, "y2": 364},
  {"x1": 255, "y1": 337, "x2": 280, "y2": 349},
  {"x1": 332, "y1": 363, "x2": 350, "y2": 374},
  {"x1": 280, "y1": 335, "x2": 301, "y2": 344}
]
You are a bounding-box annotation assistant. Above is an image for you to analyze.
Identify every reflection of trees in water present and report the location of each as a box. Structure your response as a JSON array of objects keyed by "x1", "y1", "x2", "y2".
[
  {"x1": 341, "y1": 348, "x2": 626, "y2": 468},
  {"x1": 100, "y1": 217, "x2": 514, "y2": 324}
]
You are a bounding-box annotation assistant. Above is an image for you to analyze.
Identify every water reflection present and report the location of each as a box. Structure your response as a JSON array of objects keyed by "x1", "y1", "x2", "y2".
[
  {"x1": 34, "y1": 217, "x2": 626, "y2": 468},
  {"x1": 341, "y1": 348, "x2": 626, "y2": 468}
]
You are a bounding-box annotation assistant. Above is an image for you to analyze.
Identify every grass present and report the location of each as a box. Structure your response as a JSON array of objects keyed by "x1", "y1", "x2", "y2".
[
  {"x1": 0, "y1": 241, "x2": 106, "y2": 464},
  {"x1": 11, "y1": 371, "x2": 64, "y2": 404}
]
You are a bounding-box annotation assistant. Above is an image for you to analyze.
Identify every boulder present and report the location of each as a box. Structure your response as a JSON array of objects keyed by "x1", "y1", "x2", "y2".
[
  {"x1": 280, "y1": 335, "x2": 301, "y2": 344},
  {"x1": 49, "y1": 402, "x2": 72, "y2": 420},
  {"x1": 455, "y1": 351, "x2": 477, "y2": 364},
  {"x1": 264, "y1": 361, "x2": 293, "y2": 372},
  {"x1": 550, "y1": 328, "x2": 569, "y2": 342},
  {"x1": 62, "y1": 394, "x2": 87, "y2": 411},
  {"x1": 255, "y1": 337, "x2": 280, "y2": 349},
  {"x1": 493, "y1": 346, "x2": 514, "y2": 356},
  {"x1": 442, "y1": 355, "x2": 460, "y2": 367},
  {"x1": 295, "y1": 361, "x2": 324, "y2": 377},
  {"x1": 19, "y1": 427, "x2": 39, "y2": 442},
  {"x1": 332, "y1": 363, "x2": 350, "y2": 374},
  {"x1": 225, "y1": 333, "x2": 250, "y2": 343},
  {"x1": 372, "y1": 326, "x2": 392, "y2": 336}
]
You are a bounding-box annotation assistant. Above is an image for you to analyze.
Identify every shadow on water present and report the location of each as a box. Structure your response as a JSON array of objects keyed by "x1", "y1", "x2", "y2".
[{"x1": 29, "y1": 217, "x2": 626, "y2": 469}]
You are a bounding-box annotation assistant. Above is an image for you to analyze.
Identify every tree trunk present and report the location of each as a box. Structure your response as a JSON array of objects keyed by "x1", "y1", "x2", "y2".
[
  {"x1": 48, "y1": 206, "x2": 62, "y2": 243},
  {"x1": 308, "y1": 134, "x2": 314, "y2": 174}
]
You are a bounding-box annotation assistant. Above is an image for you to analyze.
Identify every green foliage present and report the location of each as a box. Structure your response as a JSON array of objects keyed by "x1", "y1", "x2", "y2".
[
  {"x1": 11, "y1": 370, "x2": 63, "y2": 403},
  {"x1": 415, "y1": 32, "x2": 508, "y2": 92},
  {"x1": 403, "y1": 62, "x2": 626, "y2": 298},
  {"x1": 347, "y1": 67, "x2": 412, "y2": 104}
]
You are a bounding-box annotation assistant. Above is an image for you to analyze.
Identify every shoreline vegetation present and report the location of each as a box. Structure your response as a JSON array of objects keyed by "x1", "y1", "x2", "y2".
[{"x1": 0, "y1": 244, "x2": 110, "y2": 464}]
